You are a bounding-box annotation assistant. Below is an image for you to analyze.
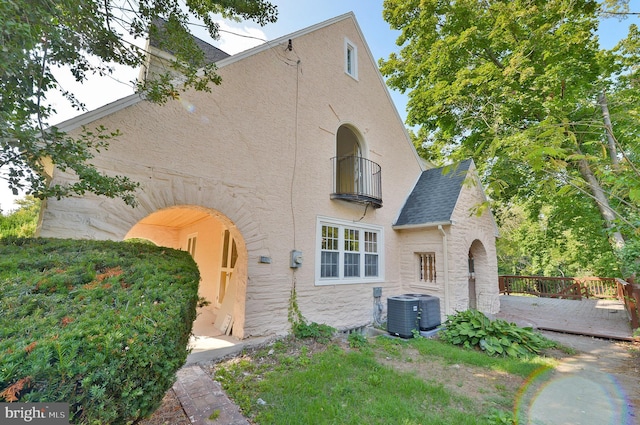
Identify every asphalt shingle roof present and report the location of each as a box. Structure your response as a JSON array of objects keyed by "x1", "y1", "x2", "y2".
[
  {"x1": 395, "y1": 159, "x2": 473, "y2": 227},
  {"x1": 149, "y1": 19, "x2": 230, "y2": 64}
]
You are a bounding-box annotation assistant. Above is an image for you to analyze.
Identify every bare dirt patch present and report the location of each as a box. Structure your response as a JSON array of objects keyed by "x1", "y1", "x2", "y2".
[
  {"x1": 138, "y1": 389, "x2": 190, "y2": 425},
  {"x1": 376, "y1": 346, "x2": 524, "y2": 410}
]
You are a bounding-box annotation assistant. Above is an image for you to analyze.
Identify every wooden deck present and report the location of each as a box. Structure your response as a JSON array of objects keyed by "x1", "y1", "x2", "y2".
[{"x1": 494, "y1": 295, "x2": 634, "y2": 341}]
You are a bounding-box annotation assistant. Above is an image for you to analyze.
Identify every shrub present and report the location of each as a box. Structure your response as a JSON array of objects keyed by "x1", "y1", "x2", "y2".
[
  {"x1": 439, "y1": 309, "x2": 555, "y2": 358},
  {"x1": 620, "y1": 238, "x2": 640, "y2": 279},
  {"x1": 347, "y1": 332, "x2": 368, "y2": 349},
  {"x1": 0, "y1": 238, "x2": 200, "y2": 424},
  {"x1": 292, "y1": 321, "x2": 335, "y2": 344}
]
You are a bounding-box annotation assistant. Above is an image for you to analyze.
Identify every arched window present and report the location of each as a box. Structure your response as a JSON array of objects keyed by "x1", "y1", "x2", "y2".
[
  {"x1": 336, "y1": 126, "x2": 361, "y2": 158},
  {"x1": 331, "y1": 125, "x2": 382, "y2": 208}
]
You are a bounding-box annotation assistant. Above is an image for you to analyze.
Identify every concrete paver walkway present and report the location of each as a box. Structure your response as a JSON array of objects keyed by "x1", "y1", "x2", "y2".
[
  {"x1": 518, "y1": 331, "x2": 638, "y2": 425},
  {"x1": 173, "y1": 365, "x2": 249, "y2": 425},
  {"x1": 171, "y1": 334, "x2": 272, "y2": 424},
  {"x1": 497, "y1": 295, "x2": 638, "y2": 424}
]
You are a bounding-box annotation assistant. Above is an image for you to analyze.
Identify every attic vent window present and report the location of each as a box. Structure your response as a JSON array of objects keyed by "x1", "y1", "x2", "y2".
[{"x1": 345, "y1": 38, "x2": 358, "y2": 79}]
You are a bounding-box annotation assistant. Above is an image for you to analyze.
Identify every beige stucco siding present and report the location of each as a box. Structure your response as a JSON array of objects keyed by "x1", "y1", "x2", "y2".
[
  {"x1": 39, "y1": 16, "x2": 426, "y2": 337},
  {"x1": 393, "y1": 162, "x2": 500, "y2": 321},
  {"x1": 394, "y1": 229, "x2": 447, "y2": 320},
  {"x1": 448, "y1": 173, "x2": 500, "y2": 314}
]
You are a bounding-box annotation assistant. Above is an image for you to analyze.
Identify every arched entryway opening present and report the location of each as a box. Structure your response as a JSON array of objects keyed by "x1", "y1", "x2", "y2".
[
  {"x1": 335, "y1": 125, "x2": 364, "y2": 195},
  {"x1": 336, "y1": 125, "x2": 363, "y2": 158},
  {"x1": 332, "y1": 124, "x2": 382, "y2": 208},
  {"x1": 468, "y1": 250, "x2": 477, "y2": 309},
  {"x1": 124, "y1": 205, "x2": 247, "y2": 338},
  {"x1": 468, "y1": 239, "x2": 490, "y2": 312}
]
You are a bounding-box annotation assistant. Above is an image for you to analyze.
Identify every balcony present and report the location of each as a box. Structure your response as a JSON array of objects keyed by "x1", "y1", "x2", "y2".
[{"x1": 331, "y1": 156, "x2": 382, "y2": 208}]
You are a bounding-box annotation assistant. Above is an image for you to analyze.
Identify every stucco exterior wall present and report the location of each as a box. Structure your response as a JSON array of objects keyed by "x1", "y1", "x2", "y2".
[
  {"x1": 395, "y1": 229, "x2": 447, "y2": 317},
  {"x1": 39, "y1": 16, "x2": 425, "y2": 337},
  {"x1": 393, "y1": 163, "x2": 500, "y2": 320},
  {"x1": 448, "y1": 172, "x2": 500, "y2": 315}
]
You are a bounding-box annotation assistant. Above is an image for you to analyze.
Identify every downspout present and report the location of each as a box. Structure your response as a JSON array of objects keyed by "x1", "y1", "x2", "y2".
[{"x1": 438, "y1": 225, "x2": 450, "y2": 314}]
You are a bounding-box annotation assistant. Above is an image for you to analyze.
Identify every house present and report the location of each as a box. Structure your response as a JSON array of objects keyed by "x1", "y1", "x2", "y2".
[{"x1": 38, "y1": 13, "x2": 500, "y2": 339}]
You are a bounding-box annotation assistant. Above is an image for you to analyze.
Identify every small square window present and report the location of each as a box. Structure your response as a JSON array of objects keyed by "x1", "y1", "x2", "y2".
[
  {"x1": 345, "y1": 38, "x2": 358, "y2": 79},
  {"x1": 418, "y1": 252, "x2": 436, "y2": 283}
]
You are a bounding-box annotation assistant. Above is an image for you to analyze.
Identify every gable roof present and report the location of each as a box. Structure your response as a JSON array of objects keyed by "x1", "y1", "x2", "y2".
[
  {"x1": 149, "y1": 18, "x2": 230, "y2": 64},
  {"x1": 53, "y1": 13, "x2": 424, "y2": 169},
  {"x1": 55, "y1": 13, "x2": 366, "y2": 132},
  {"x1": 394, "y1": 159, "x2": 473, "y2": 228}
]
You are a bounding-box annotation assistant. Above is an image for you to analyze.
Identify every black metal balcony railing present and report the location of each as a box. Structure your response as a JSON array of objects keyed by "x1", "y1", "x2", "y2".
[{"x1": 331, "y1": 156, "x2": 382, "y2": 208}]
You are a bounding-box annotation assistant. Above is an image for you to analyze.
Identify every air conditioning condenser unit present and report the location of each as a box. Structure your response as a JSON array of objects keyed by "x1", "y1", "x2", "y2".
[
  {"x1": 403, "y1": 293, "x2": 442, "y2": 331},
  {"x1": 387, "y1": 295, "x2": 419, "y2": 338}
]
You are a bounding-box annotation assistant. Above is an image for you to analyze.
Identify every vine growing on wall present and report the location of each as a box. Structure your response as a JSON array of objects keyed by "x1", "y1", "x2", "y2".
[
  {"x1": 287, "y1": 276, "x2": 335, "y2": 343},
  {"x1": 287, "y1": 279, "x2": 304, "y2": 327}
]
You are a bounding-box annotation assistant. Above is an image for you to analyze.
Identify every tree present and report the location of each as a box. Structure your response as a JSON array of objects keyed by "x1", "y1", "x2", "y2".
[
  {"x1": 1, "y1": 0, "x2": 277, "y2": 205},
  {"x1": 0, "y1": 196, "x2": 40, "y2": 238},
  {"x1": 380, "y1": 0, "x2": 639, "y2": 271},
  {"x1": 495, "y1": 194, "x2": 619, "y2": 277}
]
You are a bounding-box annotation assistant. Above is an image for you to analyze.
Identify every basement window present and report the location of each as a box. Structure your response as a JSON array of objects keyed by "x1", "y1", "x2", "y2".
[{"x1": 345, "y1": 38, "x2": 358, "y2": 80}]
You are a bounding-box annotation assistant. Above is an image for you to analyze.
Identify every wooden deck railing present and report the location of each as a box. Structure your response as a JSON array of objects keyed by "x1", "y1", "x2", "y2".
[
  {"x1": 498, "y1": 275, "x2": 618, "y2": 300},
  {"x1": 617, "y1": 278, "x2": 640, "y2": 330},
  {"x1": 499, "y1": 275, "x2": 639, "y2": 332}
]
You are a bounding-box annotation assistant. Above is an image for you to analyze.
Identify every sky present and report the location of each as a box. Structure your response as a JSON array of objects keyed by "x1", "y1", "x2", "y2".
[{"x1": 1, "y1": 0, "x2": 639, "y2": 212}]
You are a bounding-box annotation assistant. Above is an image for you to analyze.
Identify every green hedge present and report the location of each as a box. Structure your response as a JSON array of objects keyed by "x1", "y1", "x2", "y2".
[{"x1": 0, "y1": 238, "x2": 200, "y2": 424}]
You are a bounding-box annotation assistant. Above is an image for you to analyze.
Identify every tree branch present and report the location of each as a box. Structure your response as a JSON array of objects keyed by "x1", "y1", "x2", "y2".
[{"x1": 482, "y1": 46, "x2": 505, "y2": 69}]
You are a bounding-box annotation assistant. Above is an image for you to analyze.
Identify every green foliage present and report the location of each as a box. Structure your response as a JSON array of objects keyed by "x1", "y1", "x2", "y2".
[
  {"x1": 381, "y1": 0, "x2": 640, "y2": 261},
  {"x1": 0, "y1": 238, "x2": 200, "y2": 424},
  {"x1": 407, "y1": 336, "x2": 556, "y2": 378},
  {"x1": 484, "y1": 409, "x2": 515, "y2": 425},
  {"x1": 439, "y1": 310, "x2": 556, "y2": 358},
  {"x1": 288, "y1": 284, "x2": 335, "y2": 343},
  {"x1": 620, "y1": 238, "x2": 640, "y2": 278},
  {"x1": 287, "y1": 286, "x2": 304, "y2": 326},
  {"x1": 495, "y1": 197, "x2": 620, "y2": 277},
  {"x1": 292, "y1": 321, "x2": 335, "y2": 344},
  {"x1": 347, "y1": 332, "x2": 368, "y2": 349},
  {"x1": 1, "y1": 0, "x2": 277, "y2": 204},
  {"x1": 0, "y1": 196, "x2": 40, "y2": 238}
]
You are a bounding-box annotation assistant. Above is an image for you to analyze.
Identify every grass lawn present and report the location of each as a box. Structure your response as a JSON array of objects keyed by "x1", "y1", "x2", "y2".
[{"x1": 206, "y1": 334, "x2": 558, "y2": 425}]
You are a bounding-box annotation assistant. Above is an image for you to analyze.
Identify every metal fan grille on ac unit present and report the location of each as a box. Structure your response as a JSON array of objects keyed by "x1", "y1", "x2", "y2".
[{"x1": 387, "y1": 295, "x2": 419, "y2": 338}]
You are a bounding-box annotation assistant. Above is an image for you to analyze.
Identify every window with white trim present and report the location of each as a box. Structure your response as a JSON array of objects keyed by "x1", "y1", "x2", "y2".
[
  {"x1": 317, "y1": 217, "x2": 383, "y2": 284},
  {"x1": 345, "y1": 38, "x2": 358, "y2": 79},
  {"x1": 417, "y1": 252, "x2": 436, "y2": 283}
]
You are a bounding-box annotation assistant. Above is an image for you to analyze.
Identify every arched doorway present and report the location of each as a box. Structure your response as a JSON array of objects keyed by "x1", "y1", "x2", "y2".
[
  {"x1": 335, "y1": 125, "x2": 363, "y2": 194},
  {"x1": 336, "y1": 125, "x2": 362, "y2": 158},
  {"x1": 468, "y1": 250, "x2": 477, "y2": 310},
  {"x1": 124, "y1": 205, "x2": 247, "y2": 338},
  {"x1": 468, "y1": 239, "x2": 489, "y2": 311}
]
